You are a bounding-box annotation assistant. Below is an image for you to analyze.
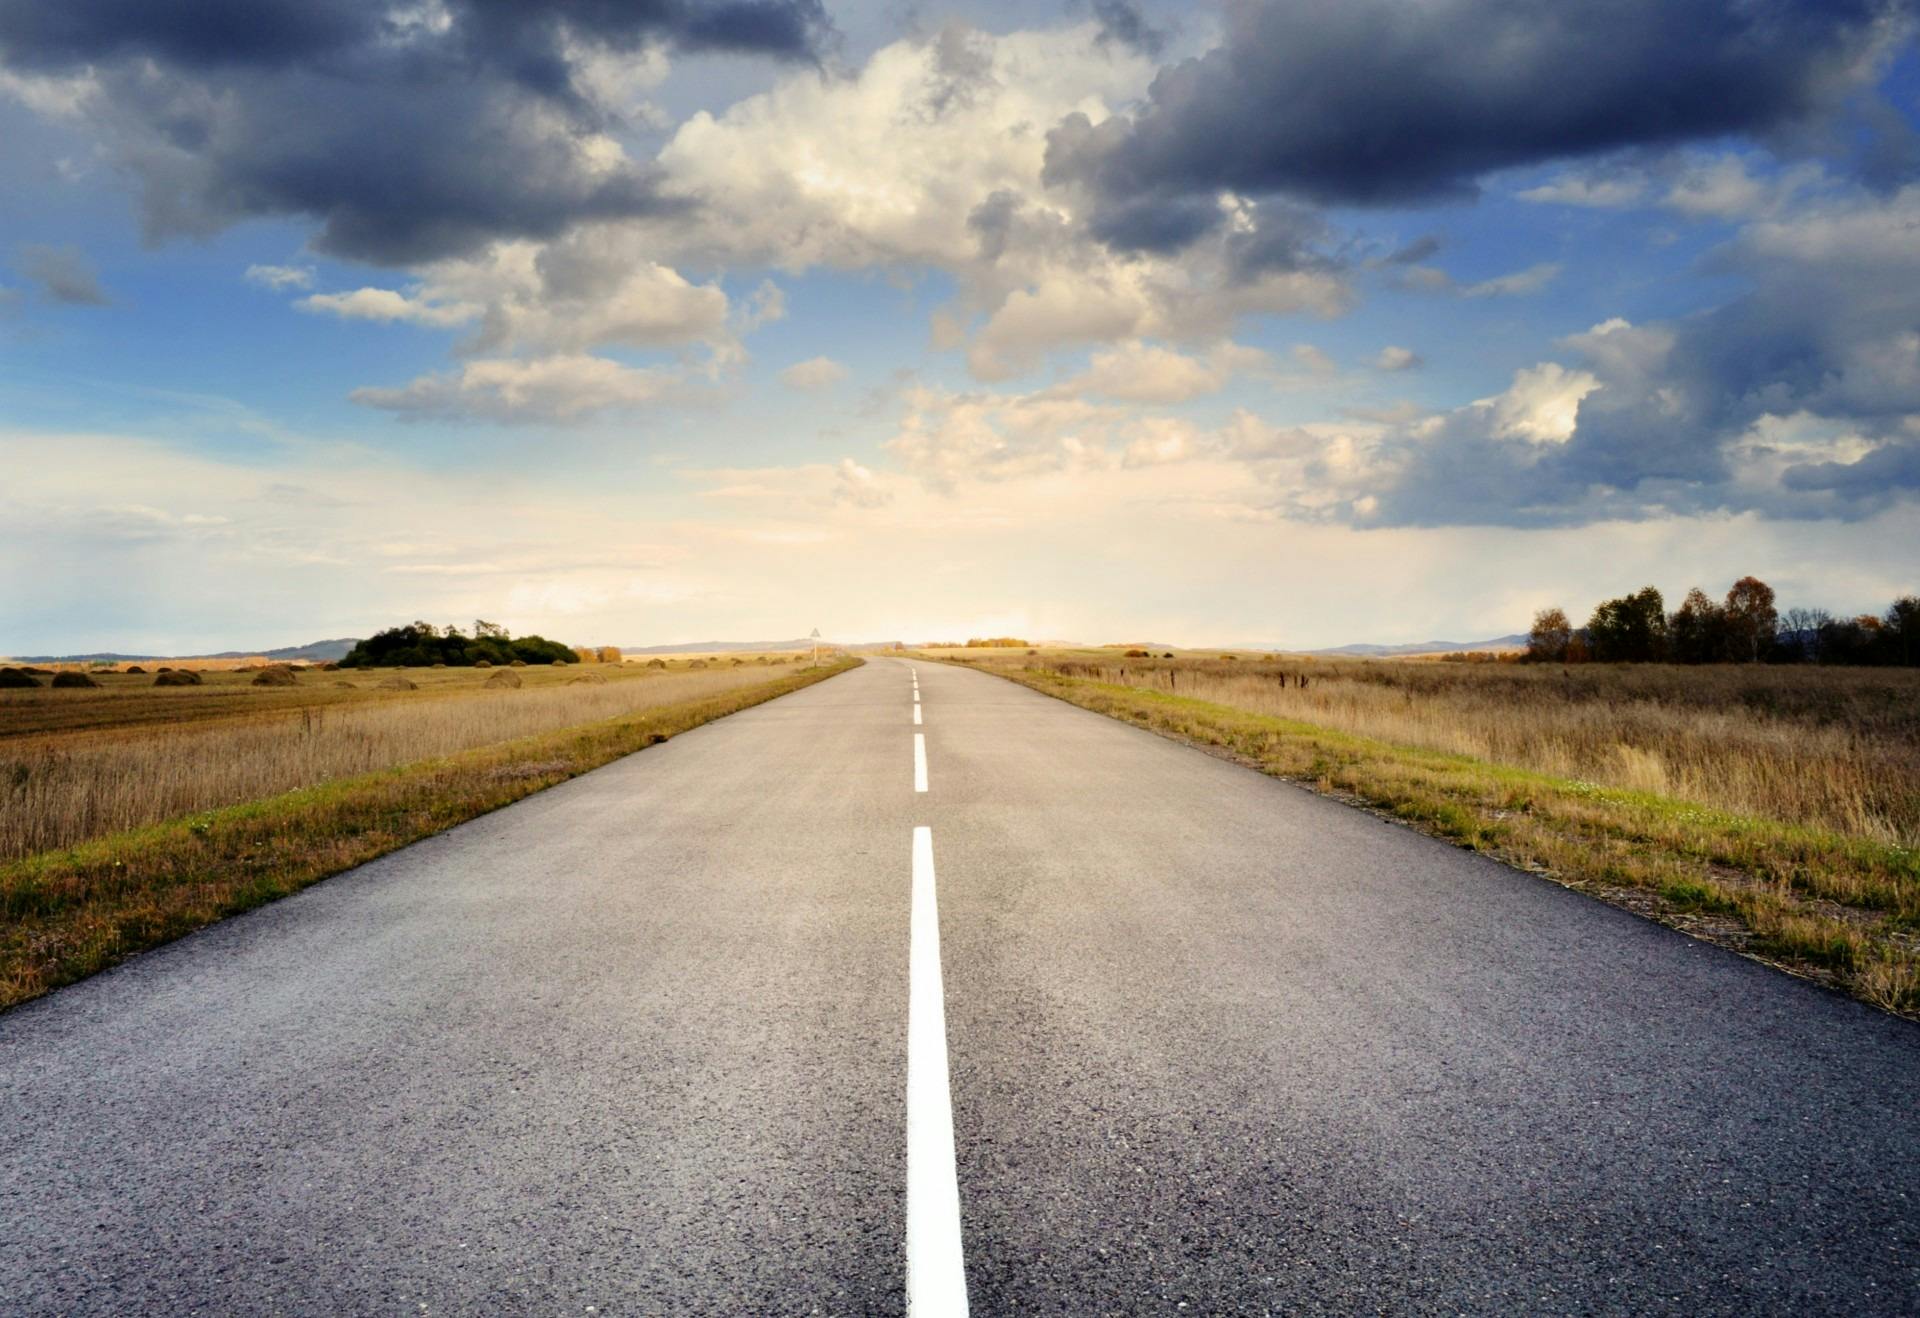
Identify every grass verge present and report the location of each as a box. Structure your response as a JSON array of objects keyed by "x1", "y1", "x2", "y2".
[
  {"x1": 0, "y1": 659, "x2": 857, "y2": 1012},
  {"x1": 979, "y1": 665, "x2": 1920, "y2": 1020}
]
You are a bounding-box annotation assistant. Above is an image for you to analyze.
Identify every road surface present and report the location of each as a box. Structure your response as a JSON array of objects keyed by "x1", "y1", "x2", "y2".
[{"x1": 2, "y1": 657, "x2": 1917, "y2": 1314}]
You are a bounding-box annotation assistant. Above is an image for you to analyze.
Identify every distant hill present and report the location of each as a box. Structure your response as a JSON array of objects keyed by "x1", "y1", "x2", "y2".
[
  {"x1": 1301, "y1": 634, "x2": 1528, "y2": 657},
  {"x1": 10, "y1": 637, "x2": 360, "y2": 663},
  {"x1": 619, "y1": 637, "x2": 825, "y2": 654},
  {"x1": 619, "y1": 638, "x2": 907, "y2": 654}
]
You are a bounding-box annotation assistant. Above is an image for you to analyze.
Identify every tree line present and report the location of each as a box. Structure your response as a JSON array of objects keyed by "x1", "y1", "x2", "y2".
[
  {"x1": 338, "y1": 620, "x2": 578, "y2": 668},
  {"x1": 1527, "y1": 579, "x2": 1919, "y2": 665}
]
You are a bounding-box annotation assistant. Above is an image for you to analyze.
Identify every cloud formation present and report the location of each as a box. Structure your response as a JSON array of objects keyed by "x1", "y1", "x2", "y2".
[
  {"x1": 1045, "y1": 0, "x2": 1906, "y2": 248},
  {"x1": 779, "y1": 356, "x2": 849, "y2": 391},
  {"x1": 16, "y1": 243, "x2": 107, "y2": 304},
  {"x1": 350, "y1": 354, "x2": 675, "y2": 424},
  {"x1": 0, "y1": 0, "x2": 831, "y2": 263},
  {"x1": 1338, "y1": 186, "x2": 1920, "y2": 526}
]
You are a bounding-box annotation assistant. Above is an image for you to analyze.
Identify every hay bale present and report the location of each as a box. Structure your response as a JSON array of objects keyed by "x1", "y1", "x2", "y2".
[
  {"x1": 484, "y1": 670, "x2": 523, "y2": 689},
  {"x1": 22, "y1": 666, "x2": 53, "y2": 676},
  {"x1": 473, "y1": 659, "x2": 493, "y2": 668},
  {"x1": 646, "y1": 658, "x2": 666, "y2": 669},
  {"x1": 0, "y1": 668, "x2": 41, "y2": 689},
  {"x1": 377, "y1": 676, "x2": 417, "y2": 691},
  {"x1": 431, "y1": 662, "x2": 447, "y2": 669},
  {"x1": 318, "y1": 661, "x2": 340, "y2": 671},
  {"x1": 731, "y1": 657, "x2": 745, "y2": 666},
  {"x1": 568, "y1": 673, "x2": 605, "y2": 685},
  {"x1": 154, "y1": 670, "x2": 202, "y2": 687},
  {"x1": 509, "y1": 659, "x2": 528, "y2": 668},
  {"x1": 51, "y1": 671, "x2": 100, "y2": 688},
  {"x1": 125, "y1": 665, "x2": 147, "y2": 674},
  {"x1": 333, "y1": 681, "x2": 355, "y2": 688},
  {"x1": 687, "y1": 659, "x2": 709, "y2": 670},
  {"x1": 252, "y1": 665, "x2": 297, "y2": 687}
]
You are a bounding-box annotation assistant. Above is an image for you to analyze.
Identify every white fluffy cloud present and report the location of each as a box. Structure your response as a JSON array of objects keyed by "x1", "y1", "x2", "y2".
[
  {"x1": 652, "y1": 24, "x2": 1346, "y2": 379},
  {"x1": 244, "y1": 263, "x2": 315, "y2": 291},
  {"x1": 779, "y1": 356, "x2": 849, "y2": 391},
  {"x1": 1062, "y1": 340, "x2": 1266, "y2": 403},
  {"x1": 1478, "y1": 362, "x2": 1601, "y2": 444},
  {"x1": 299, "y1": 287, "x2": 479, "y2": 328},
  {"x1": 350, "y1": 355, "x2": 675, "y2": 423}
]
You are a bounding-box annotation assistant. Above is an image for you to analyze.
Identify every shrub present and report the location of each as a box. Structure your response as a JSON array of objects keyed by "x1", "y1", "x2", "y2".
[{"x1": 338, "y1": 622, "x2": 577, "y2": 668}]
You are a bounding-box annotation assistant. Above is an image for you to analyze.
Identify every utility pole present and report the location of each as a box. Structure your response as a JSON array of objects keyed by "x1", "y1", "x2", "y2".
[{"x1": 810, "y1": 627, "x2": 821, "y2": 667}]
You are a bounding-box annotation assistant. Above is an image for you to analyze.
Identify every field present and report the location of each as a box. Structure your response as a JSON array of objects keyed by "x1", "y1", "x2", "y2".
[
  {"x1": 0, "y1": 656, "x2": 853, "y2": 1009},
  {"x1": 931, "y1": 648, "x2": 1920, "y2": 1016}
]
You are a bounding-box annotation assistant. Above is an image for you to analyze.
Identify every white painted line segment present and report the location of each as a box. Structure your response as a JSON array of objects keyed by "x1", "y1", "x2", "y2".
[
  {"x1": 914, "y1": 733, "x2": 929, "y2": 792},
  {"x1": 907, "y1": 826, "x2": 969, "y2": 1316},
  {"x1": 914, "y1": 690, "x2": 920, "y2": 704},
  {"x1": 914, "y1": 704, "x2": 923, "y2": 725}
]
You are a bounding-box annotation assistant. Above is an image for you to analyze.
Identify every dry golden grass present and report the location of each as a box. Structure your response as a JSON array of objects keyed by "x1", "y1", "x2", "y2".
[
  {"x1": 1, "y1": 663, "x2": 792, "y2": 861},
  {"x1": 999, "y1": 653, "x2": 1920, "y2": 845},
  {"x1": 0, "y1": 659, "x2": 858, "y2": 1009}
]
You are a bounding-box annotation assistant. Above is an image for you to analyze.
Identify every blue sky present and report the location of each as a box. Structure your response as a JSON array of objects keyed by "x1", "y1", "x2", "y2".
[{"x1": 3, "y1": 0, "x2": 1918, "y2": 653}]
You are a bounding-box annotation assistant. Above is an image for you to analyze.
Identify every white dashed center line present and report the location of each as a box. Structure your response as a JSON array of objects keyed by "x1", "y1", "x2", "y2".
[
  {"x1": 914, "y1": 704, "x2": 923, "y2": 725},
  {"x1": 913, "y1": 732, "x2": 928, "y2": 793},
  {"x1": 906, "y1": 826, "x2": 969, "y2": 1315}
]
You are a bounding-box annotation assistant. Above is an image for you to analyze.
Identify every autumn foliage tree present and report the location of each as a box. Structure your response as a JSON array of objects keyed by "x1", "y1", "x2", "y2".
[{"x1": 1526, "y1": 608, "x2": 1572, "y2": 662}]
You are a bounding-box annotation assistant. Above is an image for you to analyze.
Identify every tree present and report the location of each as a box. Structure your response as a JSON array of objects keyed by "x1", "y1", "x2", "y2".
[
  {"x1": 1779, "y1": 607, "x2": 1830, "y2": 663},
  {"x1": 1526, "y1": 607, "x2": 1572, "y2": 663},
  {"x1": 1667, "y1": 587, "x2": 1727, "y2": 664},
  {"x1": 1884, "y1": 596, "x2": 1920, "y2": 666},
  {"x1": 1723, "y1": 576, "x2": 1778, "y2": 663},
  {"x1": 1586, "y1": 586, "x2": 1667, "y2": 662}
]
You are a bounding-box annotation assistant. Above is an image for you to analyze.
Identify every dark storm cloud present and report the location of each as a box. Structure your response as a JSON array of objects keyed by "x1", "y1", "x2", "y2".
[
  {"x1": 1090, "y1": 0, "x2": 1166, "y2": 58},
  {"x1": 0, "y1": 0, "x2": 833, "y2": 264},
  {"x1": 1046, "y1": 0, "x2": 1906, "y2": 244}
]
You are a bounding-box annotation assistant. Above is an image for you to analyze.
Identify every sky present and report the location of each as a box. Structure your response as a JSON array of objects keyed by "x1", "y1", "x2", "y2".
[{"x1": 2, "y1": 0, "x2": 1918, "y2": 653}]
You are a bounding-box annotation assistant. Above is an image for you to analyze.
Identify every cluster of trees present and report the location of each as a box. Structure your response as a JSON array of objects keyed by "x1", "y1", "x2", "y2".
[
  {"x1": 338, "y1": 620, "x2": 577, "y2": 669},
  {"x1": 964, "y1": 637, "x2": 1032, "y2": 648},
  {"x1": 571, "y1": 646, "x2": 623, "y2": 664},
  {"x1": 1528, "y1": 579, "x2": 1919, "y2": 665}
]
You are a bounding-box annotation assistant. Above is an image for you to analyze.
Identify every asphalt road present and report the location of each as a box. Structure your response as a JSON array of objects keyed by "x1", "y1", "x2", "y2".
[{"x1": 2, "y1": 657, "x2": 1917, "y2": 1315}]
